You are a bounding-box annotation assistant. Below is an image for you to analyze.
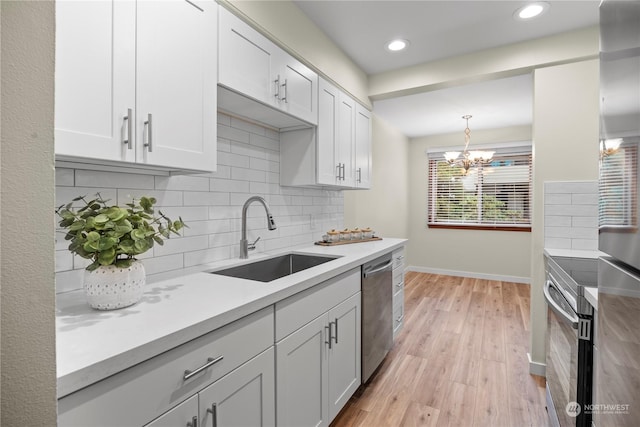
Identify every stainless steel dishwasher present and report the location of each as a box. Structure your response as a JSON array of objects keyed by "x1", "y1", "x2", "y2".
[{"x1": 361, "y1": 253, "x2": 393, "y2": 383}]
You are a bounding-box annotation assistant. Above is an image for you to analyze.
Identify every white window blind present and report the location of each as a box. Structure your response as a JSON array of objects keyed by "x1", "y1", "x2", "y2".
[
  {"x1": 599, "y1": 140, "x2": 638, "y2": 228},
  {"x1": 427, "y1": 144, "x2": 532, "y2": 229}
]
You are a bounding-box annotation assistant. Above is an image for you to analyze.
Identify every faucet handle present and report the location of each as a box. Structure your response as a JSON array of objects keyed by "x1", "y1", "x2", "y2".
[{"x1": 248, "y1": 236, "x2": 261, "y2": 251}]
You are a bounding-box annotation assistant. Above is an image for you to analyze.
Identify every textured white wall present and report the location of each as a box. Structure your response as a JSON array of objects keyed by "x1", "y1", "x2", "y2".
[
  {"x1": 530, "y1": 60, "x2": 600, "y2": 366},
  {"x1": 344, "y1": 115, "x2": 409, "y2": 240},
  {"x1": 407, "y1": 125, "x2": 533, "y2": 282},
  {"x1": 0, "y1": 1, "x2": 57, "y2": 424},
  {"x1": 55, "y1": 113, "x2": 344, "y2": 293}
]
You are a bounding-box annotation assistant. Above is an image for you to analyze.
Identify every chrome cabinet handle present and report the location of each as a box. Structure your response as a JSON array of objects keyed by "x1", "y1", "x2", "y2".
[
  {"x1": 357, "y1": 167, "x2": 362, "y2": 183},
  {"x1": 206, "y1": 403, "x2": 218, "y2": 427},
  {"x1": 333, "y1": 318, "x2": 339, "y2": 344},
  {"x1": 396, "y1": 279, "x2": 403, "y2": 288},
  {"x1": 336, "y1": 164, "x2": 341, "y2": 180},
  {"x1": 340, "y1": 163, "x2": 345, "y2": 180},
  {"x1": 281, "y1": 79, "x2": 288, "y2": 103},
  {"x1": 187, "y1": 416, "x2": 198, "y2": 427},
  {"x1": 325, "y1": 324, "x2": 332, "y2": 349},
  {"x1": 143, "y1": 113, "x2": 153, "y2": 152},
  {"x1": 396, "y1": 313, "x2": 405, "y2": 322},
  {"x1": 274, "y1": 75, "x2": 280, "y2": 99},
  {"x1": 123, "y1": 108, "x2": 133, "y2": 150},
  {"x1": 183, "y1": 355, "x2": 223, "y2": 380}
]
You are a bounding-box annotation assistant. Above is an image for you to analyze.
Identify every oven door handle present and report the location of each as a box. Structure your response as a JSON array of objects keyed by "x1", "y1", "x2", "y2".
[{"x1": 544, "y1": 280, "x2": 579, "y2": 329}]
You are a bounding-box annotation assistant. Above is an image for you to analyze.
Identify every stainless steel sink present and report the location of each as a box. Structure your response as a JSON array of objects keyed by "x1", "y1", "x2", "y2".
[{"x1": 209, "y1": 253, "x2": 339, "y2": 282}]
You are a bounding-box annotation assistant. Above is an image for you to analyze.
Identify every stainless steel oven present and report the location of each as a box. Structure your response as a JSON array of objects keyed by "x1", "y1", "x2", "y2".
[{"x1": 544, "y1": 255, "x2": 597, "y2": 427}]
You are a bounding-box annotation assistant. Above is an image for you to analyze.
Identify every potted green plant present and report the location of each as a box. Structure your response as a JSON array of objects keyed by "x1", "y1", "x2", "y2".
[{"x1": 56, "y1": 194, "x2": 185, "y2": 310}]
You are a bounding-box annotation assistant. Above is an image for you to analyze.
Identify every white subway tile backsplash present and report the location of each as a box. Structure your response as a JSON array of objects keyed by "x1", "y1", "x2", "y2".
[
  {"x1": 218, "y1": 123, "x2": 250, "y2": 144},
  {"x1": 76, "y1": 170, "x2": 155, "y2": 189},
  {"x1": 572, "y1": 216, "x2": 598, "y2": 228},
  {"x1": 231, "y1": 168, "x2": 266, "y2": 183},
  {"x1": 117, "y1": 189, "x2": 183, "y2": 207},
  {"x1": 572, "y1": 193, "x2": 598, "y2": 205},
  {"x1": 545, "y1": 216, "x2": 572, "y2": 227},
  {"x1": 153, "y1": 235, "x2": 209, "y2": 257},
  {"x1": 571, "y1": 239, "x2": 598, "y2": 251},
  {"x1": 183, "y1": 191, "x2": 229, "y2": 207},
  {"x1": 55, "y1": 168, "x2": 75, "y2": 186},
  {"x1": 55, "y1": 112, "x2": 343, "y2": 293},
  {"x1": 544, "y1": 180, "x2": 598, "y2": 250},
  {"x1": 155, "y1": 175, "x2": 210, "y2": 192},
  {"x1": 218, "y1": 151, "x2": 251, "y2": 169}
]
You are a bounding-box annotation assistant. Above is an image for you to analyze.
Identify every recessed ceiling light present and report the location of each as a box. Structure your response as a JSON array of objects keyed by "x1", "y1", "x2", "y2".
[
  {"x1": 386, "y1": 39, "x2": 409, "y2": 52},
  {"x1": 514, "y1": 2, "x2": 550, "y2": 20}
]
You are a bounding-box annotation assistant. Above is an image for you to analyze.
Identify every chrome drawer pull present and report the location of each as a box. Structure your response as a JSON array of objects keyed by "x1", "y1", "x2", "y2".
[
  {"x1": 333, "y1": 318, "x2": 339, "y2": 344},
  {"x1": 396, "y1": 314, "x2": 405, "y2": 322},
  {"x1": 183, "y1": 355, "x2": 223, "y2": 380},
  {"x1": 325, "y1": 325, "x2": 332, "y2": 349}
]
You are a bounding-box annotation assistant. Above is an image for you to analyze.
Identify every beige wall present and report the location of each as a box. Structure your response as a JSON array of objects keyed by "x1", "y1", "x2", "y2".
[
  {"x1": 529, "y1": 60, "x2": 600, "y2": 365},
  {"x1": 344, "y1": 115, "x2": 410, "y2": 239},
  {"x1": 222, "y1": 0, "x2": 370, "y2": 108},
  {"x1": 407, "y1": 125, "x2": 533, "y2": 282},
  {"x1": 0, "y1": 1, "x2": 57, "y2": 425}
]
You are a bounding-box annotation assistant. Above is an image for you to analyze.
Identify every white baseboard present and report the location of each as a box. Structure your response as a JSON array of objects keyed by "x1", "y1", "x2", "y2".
[
  {"x1": 407, "y1": 265, "x2": 531, "y2": 284},
  {"x1": 528, "y1": 352, "x2": 546, "y2": 376}
]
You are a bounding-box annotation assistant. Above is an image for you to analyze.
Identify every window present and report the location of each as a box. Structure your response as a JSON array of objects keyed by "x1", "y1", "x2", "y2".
[
  {"x1": 599, "y1": 139, "x2": 638, "y2": 230},
  {"x1": 427, "y1": 145, "x2": 532, "y2": 231}
]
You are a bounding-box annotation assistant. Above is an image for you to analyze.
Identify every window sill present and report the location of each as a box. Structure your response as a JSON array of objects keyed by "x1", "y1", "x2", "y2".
[{"x1": 428, "y1": 223, "x2": 532, "y2": 232}]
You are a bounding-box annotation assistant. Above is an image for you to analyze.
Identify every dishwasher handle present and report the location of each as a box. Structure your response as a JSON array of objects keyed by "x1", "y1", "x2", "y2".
[
  {"x1": 363, "y1": 260, "x2": 393, "y2": 278},
  {"x1": 543, "y1": 280, "x2": 579, "y2": 329}
]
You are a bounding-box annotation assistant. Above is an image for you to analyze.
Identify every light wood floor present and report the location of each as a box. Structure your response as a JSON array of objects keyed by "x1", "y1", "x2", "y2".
[{"x1": 331, "y1": 272, "x2": 550, "y2": 427}]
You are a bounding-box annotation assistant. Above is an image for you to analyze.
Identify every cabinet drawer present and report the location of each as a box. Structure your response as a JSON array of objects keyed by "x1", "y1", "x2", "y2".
[
  {"x1": 393, "y1": 291, "x2": 405, "y2": 334},
  {"x1": 58, "y1": 307, "x2": 274, "y2": 427},
  {"x1": 393, "y1": 268, "x2": 404, "y2": 296},
  {"x1": 275, "y1": 268, "x2": 360, "y2": 341},
  {"x1": 392, "y1": 247, "x2": 405, "y2": 271}
]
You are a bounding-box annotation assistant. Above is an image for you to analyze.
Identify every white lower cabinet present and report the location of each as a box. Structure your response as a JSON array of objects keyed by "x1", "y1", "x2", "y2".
[
  {"x1": 198, "y1": 347, "x2": 275, "y2": 427},
  {"x1": 58, "y1": 307, "x2": 274, "y2": 427},
  {"x1": 275, "y1": 269, "x2": 361, "y2": 427},
  {"x1": 144, "y1": 395, "x2": 199, "y2": 427}
]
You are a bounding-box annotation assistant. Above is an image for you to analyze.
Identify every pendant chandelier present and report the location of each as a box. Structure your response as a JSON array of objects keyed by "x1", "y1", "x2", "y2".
[{"x1": 443, "y1": 115, "x2": 494, "y2": 175}]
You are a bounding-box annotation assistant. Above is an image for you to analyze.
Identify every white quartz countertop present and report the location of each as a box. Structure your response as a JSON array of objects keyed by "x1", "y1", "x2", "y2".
[
  {"x1": 584, "y1": 287, "x2": 598, "y2": 310},
  {"x1": 56, "y1": 238, "x2": 407, "y2": 398},
  {"x1": 543, "y1": 248, "x2": 606, "y2": 259}
]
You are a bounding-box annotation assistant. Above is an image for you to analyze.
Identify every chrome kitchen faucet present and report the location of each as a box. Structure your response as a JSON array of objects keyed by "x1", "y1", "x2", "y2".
[{"x1": 240, "y1": 196, "x2": 277, "y2": 259}]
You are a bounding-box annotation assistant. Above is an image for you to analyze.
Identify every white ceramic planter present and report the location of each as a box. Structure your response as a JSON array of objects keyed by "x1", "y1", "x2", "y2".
[{"x1": 84, "y1": 261, "x2": 145, "y2": 310}]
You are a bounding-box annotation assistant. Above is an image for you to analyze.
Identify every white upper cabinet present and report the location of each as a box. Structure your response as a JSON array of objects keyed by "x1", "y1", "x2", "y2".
[
  {"x1": 281, "y1": 77, "x2": 371, "y2": 189},
  {"x1": 55, "y1": 0, "x2": 136, "y2": 163},
  {"x1": 336, "y1": 90, "x2": 356, "y2": 187},
  {"x1": 55, "y1": 0, "x2": 217, "y2": 173},
  {"x1": 218, "y1": 7, "x2": 318, "y2": 126},
  {"x1": 354, "y1": 104, "x2": 372, "y2": 189}
]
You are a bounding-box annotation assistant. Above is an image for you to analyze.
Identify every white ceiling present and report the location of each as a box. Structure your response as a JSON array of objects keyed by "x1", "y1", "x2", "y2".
[{"x1": 294, "y1": 0, "x2": 600, "y2": 137}]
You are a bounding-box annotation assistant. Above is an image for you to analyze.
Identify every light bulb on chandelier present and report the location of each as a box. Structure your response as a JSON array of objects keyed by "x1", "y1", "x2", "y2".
[{"x1": 443, "y1": 115, "x2": 494, "y2": 175}]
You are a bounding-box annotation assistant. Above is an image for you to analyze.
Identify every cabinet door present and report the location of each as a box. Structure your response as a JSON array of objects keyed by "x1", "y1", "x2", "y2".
[
  {"x1": 327, "y1": 293, "x2": 362, "y2": 422},
  {"x1": 218, "y1": 7, "x2": 278, "y2": 108},
  {"x1": 144, "y1": 395, "x2": 198, "y2": 427},
  {"x1": 354, "y1": 104, "x2": 372, "y2": 189},
  {"x1": 199, "y1": 348, "x2": 275, "y2": 427},
  {"x1": 278, "y1": 52, "x2": 318, "y2": 125},
  {"x1": 276, "y1": 315, "x2": 329, "y2": 427},
  {"x1": 317, "y1": 79, "x2": 339, "y2": 186},
  {"x1": 137, "y1": 0, "x2": 217, "y2": 171},
  {"x1": 55, "y1": 0, "x2": 136, "y2": 163},
  {"x1": 337, "y1": 93, "x2": 356, "y2": 187}
]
